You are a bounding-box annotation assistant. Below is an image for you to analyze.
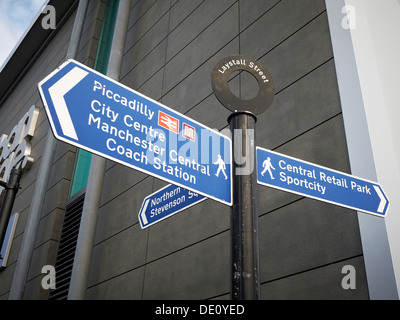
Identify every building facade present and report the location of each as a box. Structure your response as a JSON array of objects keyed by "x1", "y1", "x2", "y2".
[{"x1": 0, "y1": 0, "x2": 398, "y2": 300}]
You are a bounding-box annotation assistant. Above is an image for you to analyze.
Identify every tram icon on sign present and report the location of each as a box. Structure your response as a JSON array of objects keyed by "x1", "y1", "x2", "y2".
[{"x1": 182, "y1": 123, "x2": 196, "y2": 141}]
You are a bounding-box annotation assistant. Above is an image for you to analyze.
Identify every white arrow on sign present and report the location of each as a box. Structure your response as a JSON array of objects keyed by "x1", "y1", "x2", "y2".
[
  {"x1": 140, "y1": 199, "x2": 150, "y2": 225},
  {"x1": 373, "y1": 185, "x2": 388, "y2": 214},
  {"x1": 48, "y1": 67, "x2": 88, "y2": 141}
]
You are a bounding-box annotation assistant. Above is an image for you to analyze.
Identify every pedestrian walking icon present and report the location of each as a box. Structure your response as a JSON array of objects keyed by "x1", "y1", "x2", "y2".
[
  {"x1": 261, "y1": 157, "x2": 275, "y2": 179},
  {"x1": 214, "y1": 154, "x2": 228, "y2": 180}
]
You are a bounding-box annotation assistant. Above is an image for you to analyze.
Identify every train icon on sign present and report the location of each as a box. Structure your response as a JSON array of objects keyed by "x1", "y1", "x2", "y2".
[{"x1": 158, "y1": 111, "x2": 179, "y2": 134}]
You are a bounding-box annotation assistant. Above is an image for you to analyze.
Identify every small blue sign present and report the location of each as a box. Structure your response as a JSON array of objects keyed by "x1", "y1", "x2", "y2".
[
  {"x1": 257, "y1": 147, "x2": 389, "y2": 217},
  {"x1": 0, "y1": 213, "x2": 19, "y2": 269},
  {"x1": 139, "y1": 184, "x2": 206, "y2": 229},
  {"x1": 38, "y1": 60, "x2": 232, "y2": 205}
]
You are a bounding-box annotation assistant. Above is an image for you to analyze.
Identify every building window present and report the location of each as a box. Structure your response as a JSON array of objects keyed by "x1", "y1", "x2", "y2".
[
  {"x1": 69, "y1": 0, "x2": 119, "y2": 197},
  {"x1": 70, "y1": 149, "x2": 92, "y2": 197}
]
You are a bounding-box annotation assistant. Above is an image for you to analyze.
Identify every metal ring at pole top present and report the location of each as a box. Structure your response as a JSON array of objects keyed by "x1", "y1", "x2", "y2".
[{"x1": 211, "y1": 55, "x2": 275, "y2": 115}]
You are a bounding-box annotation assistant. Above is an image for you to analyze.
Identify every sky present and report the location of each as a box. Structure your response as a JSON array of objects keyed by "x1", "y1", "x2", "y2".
[{"x1": 0, "y1": 0, "x2": 47, "y2": 69}]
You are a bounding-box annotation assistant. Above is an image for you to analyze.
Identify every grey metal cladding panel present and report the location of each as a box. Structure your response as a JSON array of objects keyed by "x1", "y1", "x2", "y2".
[
  {"x1": 240, "y1": 0, "x2": 326, "y2": 59},
  {"x1": 121, "y1": 39, "x2": 167, "y2": 90},
  {"x1": 256, "y1": 60, "x2": 342, "y2": 152},
  {"x1": 161, "y1": 39, "x2": 239, "y2": 115},
  {"x1": 23, "y1": 242, "x2": 61, "y2": 300},
  {"x1": 33, "y1": 208, "x2": 65, "y2": 248},
  {"x1": 88, "y1": 224, "x2": 148, "y2": 287},
  {"x1": 75, "y1": 20, "x2": 103, "y2": 64},
  {"x1": 78, "y1": 1, "x2": 105, "y2": 47},
  {"x1": 277, "y1": 114, "x2": 351, "y2": 173},
  {"x1": 41, "y1": 179, "x2": 71, "y2": 217},
  {"x1": 123, "y1": 0, "x2": 170, "y2": 65},
  {"x1": 239, "y1": 0, "x2": 280, "y2": 31},
  {"x1": 26, "y1": 240, "x2": 59, "y2": 282},
  {"x1": 128, "y1": 0, "x2": 158, "y2": 31},
  {"x1": 5, "y1": 216, "x2": 24, "y2": 263},
  {"x1": 261, "y1": 256, "x2": 369, "y2": 299},
  {"x1": 121, "y1": 13, "x2": 169, "y2": 79},
  {"x1": 13, "y1": 206, "x2": 28, "y2": 238},
  {"x1": 46, "y1": 151, "x2": 76, "y2": 191},
  {"x1": 163, "y1": 3, "x2": 238, "y2": 94},
  {"x1": 135, "y1": 68, "x2": 165, "y2": 101},
  {"x1": 0, "y1": 261, "x2": 16, "y2": 297},
  {"x1": 258, "y1": 115, "x2": 352, "y2": 215},
  {"x1": 52, "y1": 140, "x2": 76, "y2": 166},
  {"x1": 99, "y1": 162, "x2": 148, "y2": 206},
  {"x1": 168, "y1": 0, "x2": 203, "y2": 32},
  {"x1": 259, "y1": 198, "x2": 363, "y2": 283},
  {"x1": 249, "y1": 12, "x2": 334, "y2": 94},
  {"x1": 143, "y1": 231, "x2": 230, "y2": 300},
  {"x1": 185, "y1": 93, "x2": 231, "y2": 131},
  {"x1": 94, "y1": 177, "x2": 154, "y2": 244},
  {"x1": 258, "y1": 185, "x2": 302, "y2": 218},
  {"x1": 86, "y1": 266, "x2": 145, "y2": 300},
  {"x1": 13, "y1": 180, "x2": 37, "y2": 216},
  {"x1": 257, "y1": 113, "x2": 361, "y2": 288},
  {"x1": 30, "y1": 112, "x2": 50, "y2": 150},
  {"x1": 146, "y1": 198, "x2": 230, "y2": 262},
  {"x1": 166, "y1": 0, "x2": 236, "y2": 61},
  {"x1": 133, "y1": 0, "x2": 171, "y2": 40}
]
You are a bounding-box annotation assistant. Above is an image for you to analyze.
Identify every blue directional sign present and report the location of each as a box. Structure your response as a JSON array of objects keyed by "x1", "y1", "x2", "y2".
[
  {"x1": 138, "y1": 184, "x2": 206, "y2": 229},
  {"x1": 257, "y1": 147, "x2": 389, "y2": 217},
  {"x1": 38, "y1": 60, "x2": 232, "y2": 205}
]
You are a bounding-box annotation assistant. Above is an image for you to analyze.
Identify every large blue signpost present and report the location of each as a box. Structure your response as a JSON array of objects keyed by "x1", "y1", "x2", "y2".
[
  {"x1": 257, "y1": 147, "x2": 389, "y2": 217},
  {"x1": 38, "y1": 59, "x2": 232, "y2": 205}
]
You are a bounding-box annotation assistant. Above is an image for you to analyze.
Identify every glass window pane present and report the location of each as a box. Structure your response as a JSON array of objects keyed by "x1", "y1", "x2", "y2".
[{"x1": 70, "y1": 149, "x2": 92, "y2": 197}]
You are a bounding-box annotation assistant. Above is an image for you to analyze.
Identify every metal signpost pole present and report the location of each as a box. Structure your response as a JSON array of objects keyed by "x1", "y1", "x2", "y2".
[
  {"x1": 212, "y1": 55, "x2": 275, "y2": 300},
  {"x1": 228, "y1": 111, "x2": 259, "y2": 300}
]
